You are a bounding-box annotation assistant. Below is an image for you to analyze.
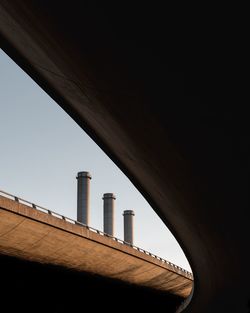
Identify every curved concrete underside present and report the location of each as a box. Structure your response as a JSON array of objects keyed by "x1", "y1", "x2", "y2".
[
  {"x1": 0, "y1": 2, "x2": 249, "y2": 312},
  {"x1": 0, "y1": 196, "x2": 192, "y2": 298},
  {"x1": 0, "y1": 254, "x2": 184, "y2": 313}
]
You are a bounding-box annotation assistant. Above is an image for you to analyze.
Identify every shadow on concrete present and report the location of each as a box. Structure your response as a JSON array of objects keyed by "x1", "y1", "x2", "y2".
[{"x1": 0, "y1": 254, "x2": 183, "y2": 313}]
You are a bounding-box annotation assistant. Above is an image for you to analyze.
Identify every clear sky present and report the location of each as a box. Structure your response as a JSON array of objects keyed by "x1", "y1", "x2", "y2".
[{"x1": 0, "y1": 49, "x2": 191, "y2": 271}]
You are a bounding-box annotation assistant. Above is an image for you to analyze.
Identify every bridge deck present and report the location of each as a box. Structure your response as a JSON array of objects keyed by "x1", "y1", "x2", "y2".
[{"x1": 0, "y1": 194, "x2": 193, "y2": 298}]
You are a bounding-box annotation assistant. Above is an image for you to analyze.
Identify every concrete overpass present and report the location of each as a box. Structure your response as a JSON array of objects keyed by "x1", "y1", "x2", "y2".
[
  {"x1": 0, "y1": 190, "x2": 193, "y2": 298},
  {"x1": 0, "y1": 2, "x2": 249, "y2": 312}
]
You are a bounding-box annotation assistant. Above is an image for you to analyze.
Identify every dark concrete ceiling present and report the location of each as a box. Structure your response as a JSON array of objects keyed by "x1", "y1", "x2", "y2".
[{"x1": 0, "y1": 2, "x2": 249, "y2": 312}]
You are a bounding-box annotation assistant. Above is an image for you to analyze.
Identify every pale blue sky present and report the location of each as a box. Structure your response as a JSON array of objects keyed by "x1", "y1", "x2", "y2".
[{"x1": 0, "y1": 49, "x2": 191, "y2": 271}]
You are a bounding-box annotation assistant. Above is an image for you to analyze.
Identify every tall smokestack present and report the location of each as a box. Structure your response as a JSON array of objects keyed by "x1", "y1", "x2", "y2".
[
  {"x1": 103, "y1": 193, "x2": 116, "y2": 236},
  {"x1": 76, "y1": 171, "x2": 91, "y2": 225},
  {"x1": 123, "y1": 210, "x2": 135, "y2": 245}
]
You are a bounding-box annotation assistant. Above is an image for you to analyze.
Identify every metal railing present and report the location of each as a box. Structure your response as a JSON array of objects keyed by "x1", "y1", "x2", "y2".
[{"x1": 0, "y1": 189, "x2": 193, "y2": 279}]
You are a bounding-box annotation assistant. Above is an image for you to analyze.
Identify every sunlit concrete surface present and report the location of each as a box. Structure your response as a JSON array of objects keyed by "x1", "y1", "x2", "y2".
[
  {"x1": 0, "y1": 195, "x2": 192, "y2": 298},
  {"x1": 1, "y1": 3, "x2": 250, "y2": 312}
]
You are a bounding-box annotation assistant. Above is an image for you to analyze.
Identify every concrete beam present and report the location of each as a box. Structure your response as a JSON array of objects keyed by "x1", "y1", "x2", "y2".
[{"x1": 0, "y1": 195, "x2": 192, "y2": 298}]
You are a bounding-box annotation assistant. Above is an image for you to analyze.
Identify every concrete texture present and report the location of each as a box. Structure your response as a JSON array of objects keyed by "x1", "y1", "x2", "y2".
[
  {"x1": 0, "y1": 195, "x2": 193, "y2": 298},
  {"x1": 0, "y1": 254, "x2": 184, "y2": 313},
  {"x1": 1, "y1": 3, "x2": 248, "y2": 311}
]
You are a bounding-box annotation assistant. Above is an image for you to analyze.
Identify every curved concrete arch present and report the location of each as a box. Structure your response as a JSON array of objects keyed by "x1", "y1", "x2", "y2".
[{"x1": 0, "y1": 2, "x2": 249, "y2": 312}]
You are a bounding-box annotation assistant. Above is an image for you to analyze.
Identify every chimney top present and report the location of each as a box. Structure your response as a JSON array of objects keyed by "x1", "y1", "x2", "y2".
[
  {"x1": 77, "y1": 171, "x2": 92, "y2": 179},
  {"x1": 123, "y1": 210, "x2": 135, "y2": 216},
  {"x1": 103, "y1": 193, "x2": 116, "y2": 200}
]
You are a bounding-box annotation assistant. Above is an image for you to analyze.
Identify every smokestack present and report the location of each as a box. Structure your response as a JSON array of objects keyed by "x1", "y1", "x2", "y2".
[
  {"x1": 123, "y1": 210, "x2": 135, "y2": 245},
  {"x1": 76, "y1": 171, "x2": 91, "y2": 225},
  {"x1": 103, "y1": 193, "x2": 116, "y2": 236}
]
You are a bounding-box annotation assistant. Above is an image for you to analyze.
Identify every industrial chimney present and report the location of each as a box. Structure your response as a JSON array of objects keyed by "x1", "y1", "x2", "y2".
[
  {"x1": 76, "y1": 171, "x2": 91, "y2": 225},
  {"x1": 123, "y1": 210, "x2": 135, "y2": 245},
  {"x1": 103, "y1": 193, "x2": 116, "y2": 236}
]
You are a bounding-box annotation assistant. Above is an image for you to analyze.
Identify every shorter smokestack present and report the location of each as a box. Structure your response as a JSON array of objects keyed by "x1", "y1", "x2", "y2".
[
  {"x1": 123, "y1": 210, "x2": 135, "y2": 245},
  {"x1": 76, "y1": 171, "x2": 91, "y2": 225},
  {"x1": 103, "y1": 193, "x2": 116, "y2": 236}
]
